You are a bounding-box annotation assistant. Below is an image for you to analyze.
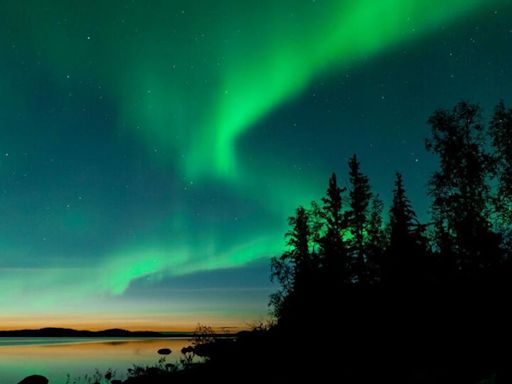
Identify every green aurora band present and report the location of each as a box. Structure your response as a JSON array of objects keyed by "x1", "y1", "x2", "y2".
[
  {"x1": 3, "y1": 0, "x2": 503, "y2": 180},
  {"x1": 127, "y1": 0, "x2": 506, "y2": 179},
  {"x1": 0, "y1": 0, "x2": 507, "y2": 314}
]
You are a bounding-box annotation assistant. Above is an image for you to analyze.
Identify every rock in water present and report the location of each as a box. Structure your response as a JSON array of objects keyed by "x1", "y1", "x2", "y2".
[
  {"x1": 157, "y1": 348, "x2": 172, "y2": 355},
  {"x1": 17, "y1": 375, "x2": 49, "y2": 384}
]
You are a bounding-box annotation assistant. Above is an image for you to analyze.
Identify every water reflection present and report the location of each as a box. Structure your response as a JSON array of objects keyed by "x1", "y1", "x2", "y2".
[{"x1": 0, "y1": 338, "x2": 193, "y2": 383}]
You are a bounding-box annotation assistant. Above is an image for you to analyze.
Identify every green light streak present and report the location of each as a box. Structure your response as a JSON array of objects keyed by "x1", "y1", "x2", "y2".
[
  {"x1": 5, "y1": 0, "x2": 501, "y2": 180},
  {"x1": 188, "y1": 0, "x2": 502, "y2": 178}
]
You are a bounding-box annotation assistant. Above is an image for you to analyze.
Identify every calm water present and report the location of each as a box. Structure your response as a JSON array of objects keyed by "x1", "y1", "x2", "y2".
[{"x1": 0, "y1": 338, "x2": 193, "y2": 383}]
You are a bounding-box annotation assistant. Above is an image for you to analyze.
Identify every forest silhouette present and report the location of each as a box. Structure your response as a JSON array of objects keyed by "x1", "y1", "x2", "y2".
[
  {"x1": 265, "y1": 100, "x2": 512, "y2": 383},
  {"x1": 23, "y1": 100, "x2": 512, "y2": 384}
]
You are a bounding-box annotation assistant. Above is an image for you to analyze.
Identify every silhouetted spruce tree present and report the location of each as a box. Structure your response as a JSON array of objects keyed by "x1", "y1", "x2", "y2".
[
  {"x1": 319, "y1": 172, "x2": 349, "y2": 285},
  {"x1": 386, "y1": 172, "x2": 425, "y2": 286},
  {"x1": 270, "y1": 206, "x2": 313, "y2": 322},
  {"x1": 366, "y1": 194, "x2": 386, "y2": 284},
  {"x1": 346, "y1": 154, "x2": 372, "y2": 285},
  {"x1": 426, "y1": 101, "x2": 501, "y2": 275},
  {"x1": 490, "y1": 100, "x2": 512, "y2": 231}
]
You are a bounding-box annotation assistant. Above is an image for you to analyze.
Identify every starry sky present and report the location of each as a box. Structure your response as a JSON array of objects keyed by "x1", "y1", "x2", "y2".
[{"x1": 0, "y1": 0, "x2": 511, "y2": 330}]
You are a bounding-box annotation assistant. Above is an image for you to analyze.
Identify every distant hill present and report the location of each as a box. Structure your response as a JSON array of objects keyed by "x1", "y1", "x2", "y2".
[{"x1": 0, "y1": 327, "x2": 181, "y2": 337}]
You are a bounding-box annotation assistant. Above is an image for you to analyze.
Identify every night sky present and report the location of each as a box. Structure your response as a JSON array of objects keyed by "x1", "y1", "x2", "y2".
[{"x1": 1, "y1": 0, "x2": 511, "y2": 330}]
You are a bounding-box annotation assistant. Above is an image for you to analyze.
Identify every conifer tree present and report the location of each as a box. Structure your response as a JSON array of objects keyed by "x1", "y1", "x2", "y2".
[
  {"x1": 387, "y1": 173, "x2": 423, "y2": 285},
  {"x1": 319, "y1": 173, "x2": 348, "y2": 284},
  {"x1": 270, "y1": 207, "x2": 311, "y2": 320},
  {"x1": 346, "y1": 155, "x2": 372, "y2": 284}
]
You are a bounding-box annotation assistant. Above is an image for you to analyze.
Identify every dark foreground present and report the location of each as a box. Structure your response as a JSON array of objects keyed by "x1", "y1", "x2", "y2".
[{"x1": 127, "y1": 290, "x2": 510, "y2": 384}]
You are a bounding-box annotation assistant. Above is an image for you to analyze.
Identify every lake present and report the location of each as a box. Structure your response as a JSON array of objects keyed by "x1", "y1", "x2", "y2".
[{"x1": 0, "y1": 338, "x2": 194, "y2": 383}]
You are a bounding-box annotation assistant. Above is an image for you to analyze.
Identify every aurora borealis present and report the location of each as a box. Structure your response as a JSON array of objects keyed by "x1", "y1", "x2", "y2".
[{"x1": 1, "y1": 0, "x2": 511, "y2": 330}]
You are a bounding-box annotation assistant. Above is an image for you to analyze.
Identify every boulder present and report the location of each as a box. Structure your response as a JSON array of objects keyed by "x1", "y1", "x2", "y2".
[
  {"x1": 17, "y1": 375, "x2": 49, "y2": 384},
  {"x1": 157, "y1": 348, "x2": 172, "y2": 355}
]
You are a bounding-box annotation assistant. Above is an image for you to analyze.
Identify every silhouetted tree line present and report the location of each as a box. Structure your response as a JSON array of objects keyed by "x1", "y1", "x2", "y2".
[{"x1": 269, "y1": 101, "x2": 512, "y2": 383}]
